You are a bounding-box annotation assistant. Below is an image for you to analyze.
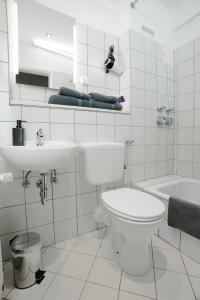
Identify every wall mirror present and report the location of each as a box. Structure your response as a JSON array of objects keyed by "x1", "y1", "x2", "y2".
[
  {"x1": 7, "y1": 0, "x2": 128, "y2": 113},
  {"x1": 8, "y1": 0, "x2": 75, "y2": 97}
]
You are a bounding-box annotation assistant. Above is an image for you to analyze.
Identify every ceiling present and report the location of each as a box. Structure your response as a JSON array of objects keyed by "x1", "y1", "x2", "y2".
[{"x1": 157, "y1": 0, "x2": 183, "y2": 10}]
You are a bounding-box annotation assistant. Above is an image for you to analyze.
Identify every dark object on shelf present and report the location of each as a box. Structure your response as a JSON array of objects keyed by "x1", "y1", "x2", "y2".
[{"x1": 16, "y1": 72, "x2": 48, "y2": 87}]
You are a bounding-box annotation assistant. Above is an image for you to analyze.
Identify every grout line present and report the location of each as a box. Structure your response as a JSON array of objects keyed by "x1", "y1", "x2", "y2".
[
  {"x1": 151, "y1": 245, "x2": 158, "y2": 300},
  {"x1": 117, "y1": 270, "x2": 122, "y2": 300},
  {"x1": 77, "y1": 228, "x2": 106, "y2": 300},
  {"x1": 180, "y1": 252, "x2": 198, "y2": 300}
]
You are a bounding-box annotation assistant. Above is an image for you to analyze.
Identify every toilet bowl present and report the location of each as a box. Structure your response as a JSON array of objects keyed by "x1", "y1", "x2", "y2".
[{"x1": 102, "y1": 188, "x2": 166, "y2": 276}]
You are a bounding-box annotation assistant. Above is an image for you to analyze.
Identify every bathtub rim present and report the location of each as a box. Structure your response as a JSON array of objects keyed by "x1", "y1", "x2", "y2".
[{"x1": 133, "y1": 175, "x2": 200, "y2": 201}]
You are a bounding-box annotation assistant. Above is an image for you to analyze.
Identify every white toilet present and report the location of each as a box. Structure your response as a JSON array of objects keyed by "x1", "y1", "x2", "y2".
[{"x1": 80, "y1": 142, "x2": 166, "y2": 276}]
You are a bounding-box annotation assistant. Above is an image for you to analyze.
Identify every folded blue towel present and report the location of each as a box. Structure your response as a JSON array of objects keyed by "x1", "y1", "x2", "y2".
[
  {"x1": 115, "y1": 103, "x2": 123, "y2": 111},
  {"x1": 49, "y1": 95, "x2": 82, "y2": 106},
  {"x1": 92, "y1": 100, "x2": 122, "y2": 110},
  {"x1": 49, "y1": 95, "x2": 122, "y2": 111},
  {"x1": 89, "y1": 93, "x2": 117, "y2": 104},
  {"x1": 59, "y1": 87, "x2": 90, "y2": 100}
]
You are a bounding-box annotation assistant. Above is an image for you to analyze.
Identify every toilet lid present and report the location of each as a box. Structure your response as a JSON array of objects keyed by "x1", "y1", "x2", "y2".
[{"x1": 102, "y1": 188, "x2": 166, "y2": 222}]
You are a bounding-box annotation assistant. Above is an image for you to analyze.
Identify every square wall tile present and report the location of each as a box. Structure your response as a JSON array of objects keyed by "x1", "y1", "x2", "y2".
[
  {"x1": 53, "y1": 196, "x2": 76, "y2": 222},
  {"x1": 0, "y1": 32, "x2": 8, "y2": 62},
  {"x1": 50, "y1": 123, "x2": 75, "y2": 142},
  {"x1": 0, "y1": 179, "x2": 24, "y2": 208},
  {"x1": 22, "y1": 106, "x2": 49, "y2": 123},
  {"x1": 178, "y1": 41, "x2": 194, "y2": 63},
  {"x1": 54, "y1": 218, "x2": 77, "y2": 243},
  {"x1": 130, "y1": 30, "x2": 144, "y2": 53},
  {"x1": 75, "y1": 124, "x2": 96, "y2": 143},
  {"x1": 30, "y1": 223, "x2": 54, "y2": 248},
  {"x1": 105, "y1": 33, "x2": 118, "y2": 52},
  {"x1": 50, "y1": 108, "x2": 74, "y2": 124},
  {"x1": 97, "y1": 125, "x2": 115, "y2": 142},
  {"x1": 0, "y1": 62, "x2": 8, "y2": 91},
  {"x1": 20, "y1": 85, "x2": 46, "y2": 102},
  {"x1": 26, "y1": 200, "x2": 53, "y2": 228},
  {"x1": 131, "y1": 50, "x2": 145, "y2": 71},
  {"x1": 119, "y1": 30, "x2": 130, "y2": 53},
  {"x1": 88, "y1": 27, "x2": 104, "y2": 50},
  {"x1": 145, "y1": 38, "x2": 157, "y2": 58},
  {"x1": 75, "y1": 110, "x2": 96, "y2": 124},
  {"x1": 0, "y1": 0, "x2": 7, "y2": 32},
  {"x1": 77, "y1": 192, "x2": 97, "y2": 216},
  {"x1": 0, "y1": 205, "x2": 26, "y2": 235},
  {"x1": 53, "y1": 173, "x2": 76, "y2": 198},
  {"x1": 88, "y1": 66, "x2": 105, "y2": 88},
  {"x1": 78, "y1": 213, "x2": 97, "y2": 235},
  {"x1": 88, "y1": 46, "x2": 104, "y2": 68}
]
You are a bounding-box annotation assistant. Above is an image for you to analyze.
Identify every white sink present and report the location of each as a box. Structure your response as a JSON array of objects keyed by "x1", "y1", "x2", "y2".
[{"x1": 0, "y1": 141, "x2": 77, "y2": 173}]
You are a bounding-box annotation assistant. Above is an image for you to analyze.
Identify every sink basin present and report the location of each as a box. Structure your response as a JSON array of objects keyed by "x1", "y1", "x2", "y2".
[{"x1": 0, "y1": 141, "x2": 77, "y2": 173}]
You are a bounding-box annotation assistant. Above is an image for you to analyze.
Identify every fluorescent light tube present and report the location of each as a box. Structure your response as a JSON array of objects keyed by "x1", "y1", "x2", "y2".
[{"x1": 33, "y1": 39, "x2": 73, "y2": 58}]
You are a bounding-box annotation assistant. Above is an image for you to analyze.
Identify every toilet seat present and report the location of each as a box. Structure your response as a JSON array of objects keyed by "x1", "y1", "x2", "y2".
[{"x1": 102, "y1": 188, "x2": 166, "y2": 223}]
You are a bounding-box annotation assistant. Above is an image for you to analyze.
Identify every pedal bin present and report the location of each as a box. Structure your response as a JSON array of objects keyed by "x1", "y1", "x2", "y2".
[{"x1": 10, "y1": 232, "x2": 45, "y2": 289}]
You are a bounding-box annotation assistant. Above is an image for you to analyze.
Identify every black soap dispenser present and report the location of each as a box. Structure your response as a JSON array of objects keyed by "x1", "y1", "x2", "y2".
[{"x1": 12, "y1": 120, "x2": 27, "y2": 146}]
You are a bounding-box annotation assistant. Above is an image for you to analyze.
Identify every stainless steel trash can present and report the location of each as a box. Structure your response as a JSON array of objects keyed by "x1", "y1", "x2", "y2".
[{"x1": 10, "y1": 232, "x2": 45, "y2": 289}]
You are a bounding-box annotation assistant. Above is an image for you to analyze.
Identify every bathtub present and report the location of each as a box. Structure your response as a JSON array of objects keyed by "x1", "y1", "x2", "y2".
[{"x1": 134, "y1": 175, "x2": 200, "y2": 263}]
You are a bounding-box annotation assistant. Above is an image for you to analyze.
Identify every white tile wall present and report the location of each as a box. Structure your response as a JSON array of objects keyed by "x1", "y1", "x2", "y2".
[
  {"x1": 175, "y1": 36, "x2": 200, "y2": 179},
  {"x1": 119, "y1": 29, "x2": 175, "y2": 182}
]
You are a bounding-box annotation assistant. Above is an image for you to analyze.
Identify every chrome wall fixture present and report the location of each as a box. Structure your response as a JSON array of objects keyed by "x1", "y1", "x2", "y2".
[
  {"x1": 156, "y1": 106, "x2": 174, "y2": 128},
  {"x1": 22, "y1": 170, "x2": 58, "y2": 205}
]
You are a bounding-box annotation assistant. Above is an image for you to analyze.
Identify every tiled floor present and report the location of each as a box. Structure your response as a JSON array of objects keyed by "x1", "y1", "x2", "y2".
[{"x1": 2, "y1": 228, "x2": 200, "y2": 300}]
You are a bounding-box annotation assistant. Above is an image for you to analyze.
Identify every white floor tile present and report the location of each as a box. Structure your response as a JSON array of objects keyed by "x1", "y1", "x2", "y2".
[
  {"x1": 190, "y1": 276, "x2": 200, "y2": 299},
  {"x1": 97, "y1": 239, "x2": 113, "y2": 260},
  {"x1": 8, "y1": 272, "x2": 55, "y2": 300},
  {"x1": 153, "y1": 248, "x2": 186, "y2": 274},
  {"x1": 120, "y1": 270, "x2": 156, "y2": 299},
  {"x1": 53, "y1": 237, "x2": 78, "y2": 251},
  {"x1": 42, "y1": 274, "x2": 84, "y2": 300},
  {"x1": 155, "y1": 269, "x2": 196, "y2": 300},
  {"x1": 74, "y1": 229, "x2": 105, "y2": 256},
  {"x1": 42, "y1": 247, "x2": 69, "y2": 273},
  {"x1": 88, "y1": 257, "x2": 121, "y2": 289},
  {"x1": 119, "y1": 290, "x2": 152, "y2": 300},
  {"x1": 182, "y1": 254, "x2": 200, "y2": 277},
  {"x1": 80, "y1": 282, "x2": 118, "y2": 300},
  {"x1": 59, "y1": 252, "x2": 94, "y2": 280},
  {"x1": 152, "y1": 236, "x2": 177, "y2": 251}
]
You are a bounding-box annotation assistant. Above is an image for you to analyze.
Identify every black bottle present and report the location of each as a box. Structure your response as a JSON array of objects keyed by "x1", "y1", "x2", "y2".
[{"x1": 12, "y1": 120, "x2": 27, "y2": 146}]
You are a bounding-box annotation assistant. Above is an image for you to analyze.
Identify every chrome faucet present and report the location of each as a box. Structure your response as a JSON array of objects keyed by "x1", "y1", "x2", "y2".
[{"x1": 37, "y1": 128, "x2": 45, "y2": 146}]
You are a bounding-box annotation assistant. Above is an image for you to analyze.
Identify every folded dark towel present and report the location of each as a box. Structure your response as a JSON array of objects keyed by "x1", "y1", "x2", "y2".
[
  {"x1": 89, "y1": 93, "x2": 117, "y2": 104},
  {"x1": 49, "y1": 95, "x2": 93, "y2": 108},
  {"x1": 92, "y1": 100, "x2": 115, "y2": 110},
  {"x1": 49, "y1": 95, "x2": 82, "y2": 106},
  {"x1": 168, "y1": 196, "x2": 200, "y2": 239},
  {"x1": 115, "y1": 103, "x2": 123, "y2": 111},
  {"x1": 82, "y1": 99, "x2": 93, "y2": 107},
  {"x1": 91, "y1": 100, "x2": 122, "y2": 111},
  {"x1": 49, "y1": 95, "x2": 122, "y2": 111},
  {"x1": 59, "y1": 87, "x2": 90, "y2": 100}
]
